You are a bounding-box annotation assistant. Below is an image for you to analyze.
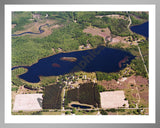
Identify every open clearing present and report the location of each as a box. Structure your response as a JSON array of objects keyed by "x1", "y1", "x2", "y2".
[
  {"x1": 100, "y1": 90, "x2": 129, "y2": 109},
  {"x1": 95, "y1": 14, "x2": 127, "y2": 20},
  {"x1": 83, "y1": 26, "x2": 132, "y2": 46},
  {"x1": 83, "y1": 26, "x2": 111, "y2": 40},
  {"x1": 13, "y1": 94, "x2": 43, "y2": 112}
]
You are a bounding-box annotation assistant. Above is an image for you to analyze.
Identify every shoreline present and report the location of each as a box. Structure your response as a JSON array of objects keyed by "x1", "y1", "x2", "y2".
[
  {"x1": 12, "y1": 45, "x2": 131, "y2": 69},
  {"x1": 129, "y1": 20, "x2": 148, "y2": 27},
  {"x1": 129, "y1": 21, "x2": 148, "y2": 39}
]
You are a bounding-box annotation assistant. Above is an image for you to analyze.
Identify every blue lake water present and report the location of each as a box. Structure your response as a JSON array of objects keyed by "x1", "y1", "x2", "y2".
[
  {"x1": 13, "y1": 46, "x2": 135, "y2": 83},
  {"x1": 130, "y1": 21, "x2": 149, "y2": 38}
]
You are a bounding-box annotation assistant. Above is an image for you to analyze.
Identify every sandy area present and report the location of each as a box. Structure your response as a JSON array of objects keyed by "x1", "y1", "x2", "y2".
[
  {"x1": 13, "y1": 94, "x2": 43, "y2": 112},
  {"x1": 95, "y1": 14, "x2": 126, "y2": 20},
  {"x1": 119, "y1": 77, "x2": 128, "y2": 82},
  {"x1": 100, "y1": 91, "x2": 129, "y2": 109},
  {"x1": 110, "y1": 36, "x2": 130, "y2": 45}
]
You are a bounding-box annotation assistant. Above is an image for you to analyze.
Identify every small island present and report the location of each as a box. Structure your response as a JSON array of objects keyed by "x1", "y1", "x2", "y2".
[
  {"x1": 118, "y1": 56, "x2": 129, "y2": 68},
  {"x1": 52, "y1": 63, "x2": 61, "y2": 68},
  {"x1": 60, "y1": 57, "x2": 77, "y2": 62}
]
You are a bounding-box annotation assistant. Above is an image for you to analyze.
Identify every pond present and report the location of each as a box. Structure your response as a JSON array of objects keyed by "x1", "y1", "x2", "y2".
[
  {"x1": 71, "y1": 104, "x2": 91, "y2": 109},
  {"x1": 12, "y1": 46, "x2": 135, "y2": 83},
  {"x1": 130, "y1": 21, "x2": 149, "y2": 39}
]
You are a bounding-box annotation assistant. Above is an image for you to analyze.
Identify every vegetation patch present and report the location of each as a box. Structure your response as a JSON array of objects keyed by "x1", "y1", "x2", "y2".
[
  {"x1": 12, "y1": 12, "x2": 33, "y2": 33},
  {"x1": 12, "y1": 68, "x2": 28, "y2": 87},
  {"x1": 96, "y1": 72, "x2": 119, "y2": 81},
  {"x1": 42, "y1": 84, "x2": 63, "y2": 109},
  {"x1": 65, "y1": 82, "x2": 101, "y2": 108},
  {"x1": 130, "y1": 15, "x2": 146, "y2": 26}
]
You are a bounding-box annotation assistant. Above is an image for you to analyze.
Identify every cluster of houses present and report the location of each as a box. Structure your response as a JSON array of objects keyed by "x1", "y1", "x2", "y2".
[
  {"x1": 58, "y1": 73, "x2": 95, "y2": 90},
  {"x1": 79, "y1": 43, "x2": 91, "y2": 50}
]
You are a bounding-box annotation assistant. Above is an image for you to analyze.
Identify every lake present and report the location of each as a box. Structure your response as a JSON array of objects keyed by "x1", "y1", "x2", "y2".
[
  {"x1": 130, "y1": 21, "x2": 149, "y2": 39},
  {"x1": 13, "y1": 46, "x2": 135, "y2": 83}
]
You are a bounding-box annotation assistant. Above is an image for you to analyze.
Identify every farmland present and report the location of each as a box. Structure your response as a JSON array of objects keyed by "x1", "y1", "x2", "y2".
[
  {"x1": 65, "y1": 82, "x2": 101, "y2": 108},
  {"x1": 42, "y1": 84, "x2": 63, "y2": 109}
]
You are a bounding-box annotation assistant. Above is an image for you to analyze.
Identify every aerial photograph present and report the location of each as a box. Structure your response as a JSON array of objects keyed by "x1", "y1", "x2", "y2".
[{"x1": 11, "y1": 11, "x2": 149, "y2": 115}]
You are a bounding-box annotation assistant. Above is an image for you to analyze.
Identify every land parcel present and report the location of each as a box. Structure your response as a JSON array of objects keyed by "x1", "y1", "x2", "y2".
[
  {"x1": 42, "y1": 84, "x2": 63, "y2": 109},
  {"x1": 13, "y1": 94, "x2": 43, "y2": 112},
  {"x1": 65, "y1": 82, "x2": 101, "y2": 108},
  {"x1": 100, "y1": 90, "x2": 129, "y2": 109}
]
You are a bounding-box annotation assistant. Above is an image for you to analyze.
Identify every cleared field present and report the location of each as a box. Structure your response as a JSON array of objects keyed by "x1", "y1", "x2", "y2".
[
  {"x1": 100, "y1": 91, "x2": 129, "y2": 109},
  {"x1": 83, "y1": 26, "x2": 131, "y2": 46},
  {"x1": 95, "y1": 14, "x2": 126, "y2": 20},
  {"x1": 13, "y1": 94, "x2": 43, "y2": 112},
  {"x1": 83, "y1": 26, "x2": 111, "y2": 39},
  {"x1": 110, "y1": 36, "x2": 130, "y2": 45}
]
